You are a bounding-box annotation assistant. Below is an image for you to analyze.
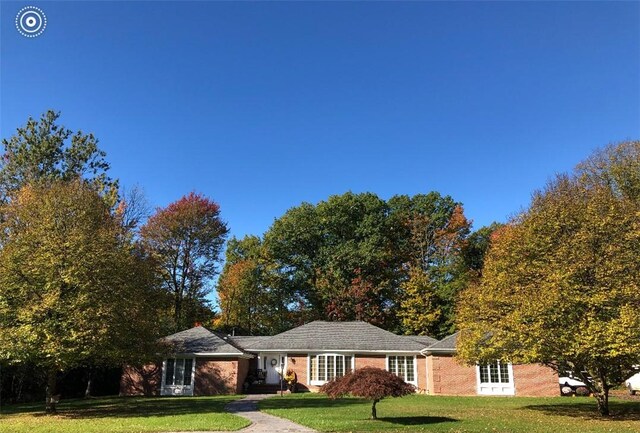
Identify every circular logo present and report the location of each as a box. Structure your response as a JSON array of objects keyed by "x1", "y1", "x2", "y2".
[{"x1": 15, "y1": 6, "x2": 47, "y2": 38}]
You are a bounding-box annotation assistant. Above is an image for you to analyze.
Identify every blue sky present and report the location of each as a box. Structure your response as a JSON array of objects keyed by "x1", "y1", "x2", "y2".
[{"x1": 2, "y1": 1, "x2": 639, "y2": 240}]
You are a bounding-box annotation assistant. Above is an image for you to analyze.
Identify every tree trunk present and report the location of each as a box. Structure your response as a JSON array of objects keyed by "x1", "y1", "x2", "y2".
[
  {"x1": 45, "y1": 369, "x2": 57, "y2": 414},
  {"x1": 84, "y1": 369, "x2": 93, "y2": 398},
  {"x1": 595, "y1": 389, "x2": 610, "y2": 416},
  {"x1": 371, "y1": 399, "x2": 379, "y2": 420}
]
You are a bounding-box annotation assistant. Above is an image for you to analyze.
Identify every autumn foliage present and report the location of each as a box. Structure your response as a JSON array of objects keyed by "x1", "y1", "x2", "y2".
[
  {"x1": 141, "y1": 192, "x2": 228, "y2": 330},
  {"x1": 457, "y1": 140, "x2": 640, "y2": 416},
  {"x1": 321, "y1": 367, "x2": 415, "y2": 419}
]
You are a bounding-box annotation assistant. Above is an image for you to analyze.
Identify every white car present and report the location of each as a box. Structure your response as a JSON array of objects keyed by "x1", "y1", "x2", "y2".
[
  {"x1": 559, "y1": 374, "x2": 589, "y2": 396},
  {"x1": 624, "y1": 372, "x2": 640, "y2": 395}
]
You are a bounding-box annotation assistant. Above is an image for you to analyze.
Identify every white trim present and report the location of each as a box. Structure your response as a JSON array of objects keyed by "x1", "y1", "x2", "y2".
[
  {"x1": 421, "y1": 348, "x2": 455, "y2": 355},
  {"x1": 307, "y1": 353, "x2": 354, "y2": 386},
  {"x1": 251, "y1": 349, "x2": 422, "y2": 354},
  {"x1": 385, "y1": 355, "x2": 418, "y2": 387},
  {"x1": 190, "y1": 352, "x2": 255, "y2": 358},
  {"x1": 161, "y1": 357, "x2": 196, "y2": 396},
  {"x1": 476, "y1": 361, "x2": 515, "y2": 396}
]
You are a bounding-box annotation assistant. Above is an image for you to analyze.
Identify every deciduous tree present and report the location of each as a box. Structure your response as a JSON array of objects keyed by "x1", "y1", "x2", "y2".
[
  {"x1": 321, "y1": 367, "x2": 415, "y2": 419},
  {"x1": 457, "y1": 141, "x2": 640, "y2": 416},
  {"x1": 0, "y1": 181, "x2": 160, "y2": 412},
  {"x1": 141, "y1": 192, "x2": 228, "y2": 331}
]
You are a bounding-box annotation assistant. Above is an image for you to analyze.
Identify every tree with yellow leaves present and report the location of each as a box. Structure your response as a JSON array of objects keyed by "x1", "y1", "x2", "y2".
[
  {"x1": 0, "y1": 180, "x2": 160, "y2": 412},
  {"x1": 457, "y1": 141, "x2": 640, "y2": 416}
]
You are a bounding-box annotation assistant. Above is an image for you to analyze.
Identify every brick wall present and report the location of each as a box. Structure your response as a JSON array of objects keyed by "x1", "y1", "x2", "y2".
[
  {"x1": 286, "y1": 354, "x2": 428, "y2": 391},
  {"x1": 417, "y1": 355, "x2": 427, "y2": 392},
  {"x1": 286, "y1": 354, "x2": 316, "y2": 392},
  {"x1": 513, "y1": 364, "x2": 559, "y2": 396},
  {"x1": 426, "y1": 354, "x2": 559, "y2": 397},
  {"x1": 428, "y1": 355, "x2": 477, "y2": 395},
  {"x1": 354, "y1": 354, "x2": 386, "y2": 369},
  {"x1": 194, "y1": 357, "x2": 240, "y2": 395},
  {"x1": 120, "y1": 363, "x2": 162, "y2": 396}
]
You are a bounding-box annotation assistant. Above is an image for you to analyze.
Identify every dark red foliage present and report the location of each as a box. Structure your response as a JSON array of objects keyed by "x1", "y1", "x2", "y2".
[{"x1": 321, "y1": 366, "x2": 415, "y2": 401}]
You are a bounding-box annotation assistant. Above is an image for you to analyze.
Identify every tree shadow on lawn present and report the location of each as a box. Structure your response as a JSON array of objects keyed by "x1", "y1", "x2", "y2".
[
  {"x1": 524, "y1": 400, "x2": 640, "y2": 421},
  {"x1": 7, "y1": 396, "x2": 239, "y2": 420},
  {"x1": 260, "y1": 396, "x2": 372, "y2": 410}
]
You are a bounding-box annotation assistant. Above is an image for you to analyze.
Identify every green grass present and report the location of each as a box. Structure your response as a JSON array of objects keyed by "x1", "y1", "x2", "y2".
[
  {"x1": 0, "y1": 395, "x2": 251, "y2": 433},
  {"x1": 259, "y1": 393, "x2": 640, "y2": 433}
]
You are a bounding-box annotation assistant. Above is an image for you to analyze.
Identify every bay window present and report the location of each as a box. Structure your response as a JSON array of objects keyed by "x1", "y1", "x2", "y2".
[{"x1": 309, "y1": 354, "x2": 353, "y2": 384}]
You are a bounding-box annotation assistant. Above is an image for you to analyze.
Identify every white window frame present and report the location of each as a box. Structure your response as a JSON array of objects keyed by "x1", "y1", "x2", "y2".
[
  {"x1": 476, "y1": 361, "x2": 515, "y2": 396},
  {"x1": 161, "y1": 357, "x2": 196, "y2": 396},
  {"x1": 307, "y1": 353, "x2": 354, "y2": 386},
  {"x1": 385, "y1": 355, "x2": 418, "y2": 386}
]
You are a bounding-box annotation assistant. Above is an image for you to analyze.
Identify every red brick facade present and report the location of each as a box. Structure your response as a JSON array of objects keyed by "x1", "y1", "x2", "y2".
[
  {"x1": 512, "y1": 364, "x2": 559, "y2": 396},
  {"x1": 194, "y1": 357, "x2": 250, "y2": 395},
  {"x1": 284, "y1": 354, "x2": 429, "y2": 392},
  {"x1": 426, "y1": 354, "x2": 559, "y2": 397},
  {"x1": 120, "y1": 363, "x2": 162, "y2": 396},
  {"x1": 120, "y1": 357, "x2": 250, "y2": 396}
]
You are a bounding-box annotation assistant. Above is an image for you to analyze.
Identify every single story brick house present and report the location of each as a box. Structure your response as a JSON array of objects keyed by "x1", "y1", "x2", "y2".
[{"x1": 120, "y1": 320, "x2": 558, "y2": 397}]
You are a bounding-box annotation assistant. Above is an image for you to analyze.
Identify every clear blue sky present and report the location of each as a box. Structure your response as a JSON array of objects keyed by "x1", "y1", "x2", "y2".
[{"x1": 2, "y1": 1, "x2": 639, "y2": 239}]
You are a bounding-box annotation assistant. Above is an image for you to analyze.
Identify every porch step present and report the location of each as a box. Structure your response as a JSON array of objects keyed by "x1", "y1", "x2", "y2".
[{"x1": 247, "y1": 383, "x2": 284, "y2": 394}]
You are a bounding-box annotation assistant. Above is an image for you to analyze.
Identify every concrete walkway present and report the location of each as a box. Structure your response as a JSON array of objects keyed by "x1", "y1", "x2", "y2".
[
  {"x1": 225, "y1": 394, "x2": 316, "y2": 432},
  {"x1": 168, "y1": 394, "x2": 317, "y2": 433}
]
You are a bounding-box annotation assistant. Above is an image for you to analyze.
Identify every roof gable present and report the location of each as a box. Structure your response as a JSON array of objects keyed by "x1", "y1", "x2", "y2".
[
  {"x1": 423, "y1": 332, "x2": 458, "y2": 353},
  {"x1": 162, "y1": 326, "x2": 245, "y2": 355}
]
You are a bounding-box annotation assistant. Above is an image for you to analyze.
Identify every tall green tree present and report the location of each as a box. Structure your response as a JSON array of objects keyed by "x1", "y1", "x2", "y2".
[
  {"x1": 457, "y1": 141, "x2": 640, "y2": 416},
  {"x1": 0, "y1": 110, "x2": 118, "y2": 204},
  {"x1": 0, "y1": 181, "x2": 160, "y2": 412},
  {"x1": 390, "y1": 194, "x2": 471, "y2": 337},
  {"x1": 141, "y1": 192, "x2": 228, "y2": 331}
]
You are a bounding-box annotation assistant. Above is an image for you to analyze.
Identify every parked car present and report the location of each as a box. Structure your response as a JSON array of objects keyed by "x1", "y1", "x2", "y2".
[
  {"x1": 624, "y1": 372, "x2": 640, "y2": 395},
  {"x1": 559, "y1": 372, "x2": 590, "y2": 396}
]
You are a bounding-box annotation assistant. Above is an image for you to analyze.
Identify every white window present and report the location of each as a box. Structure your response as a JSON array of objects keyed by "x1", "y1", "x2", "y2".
[
  {"x1": 476, "y1": 361, "x2": 514, "y2": 395},
  {"x1": 162, "y1": 358, "x2": 195, "y2": 396},
  {"x1": 309, "y1": 354, "x2": 353, "y2": 385},
  {"x1": 387, "y1": 355, "x2": 417, "y2": 385}
]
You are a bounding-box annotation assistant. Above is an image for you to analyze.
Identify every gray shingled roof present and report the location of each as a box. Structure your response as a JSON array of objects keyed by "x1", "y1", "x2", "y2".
[
  {"x1": 402, "y1": 335, "x2": 439, "y2": 347},
  {"x1": 423, "y1": 332, "x2": 458, "y2": 352},
  {"x1": 245, "y1": 321, "x2": 430, "y2": 352},
  {"x1": 162, "y1": 326, "x2": 244, "y2": 355},
  {"x1": 227, "y1": 336, "x2": 269, "y2": 349}
]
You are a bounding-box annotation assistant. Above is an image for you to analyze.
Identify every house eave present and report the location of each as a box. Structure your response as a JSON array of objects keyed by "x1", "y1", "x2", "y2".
[
  {"x1": 246, "y1": 349, "x2": 425, "y2": 355},
  {"x1": 421, "y1": 348, "x2": 456, "y2": 355},
  {"x1": 168, "y1": 352, "x2": 255, "y2": 359}
]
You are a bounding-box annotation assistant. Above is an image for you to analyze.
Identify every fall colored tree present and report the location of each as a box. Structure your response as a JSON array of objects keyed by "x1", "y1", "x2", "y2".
[
  {"x1": 141, "y1": 192, "x2": 228, "y2": 330},
  {"x1": 0, "y1": 110, "x2": 118, "y2": 205},
  {"x1": 321, "y1": 367, "x2": 415, "y2": 419},
  {"x1": 390, "y1": 194, "x2": 471, "y2": 337},
  {"x1": 215, "y1": 235, "x2": 273, "y2": 335},
  {"x1": 457, "y1": 141, "x2": 640, "y2": 416},
  {"x1": 0, "y1": 180, "x2": 160, "y2": 412},
  {"x1": 220, "y1": 191, "x2": 478, "y2": 335}
]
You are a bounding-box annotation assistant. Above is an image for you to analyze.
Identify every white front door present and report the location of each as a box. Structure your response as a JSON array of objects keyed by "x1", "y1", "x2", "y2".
[{"x1": 263, "y1": 353, "x2": 285, "y2": 384}]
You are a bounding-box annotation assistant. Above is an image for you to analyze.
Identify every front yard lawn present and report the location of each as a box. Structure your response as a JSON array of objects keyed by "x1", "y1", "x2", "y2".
[
  {"x1": 259, "y1": 393, "x2": 640, "y2": 433},
  {"x1": 0, "y1": 395, "x2": 250, "y2": 433}
]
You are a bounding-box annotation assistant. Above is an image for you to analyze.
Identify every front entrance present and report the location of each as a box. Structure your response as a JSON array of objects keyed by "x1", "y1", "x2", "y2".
[{"x1": 262, "y1": 353, "x2": 286, "y2": 385}]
